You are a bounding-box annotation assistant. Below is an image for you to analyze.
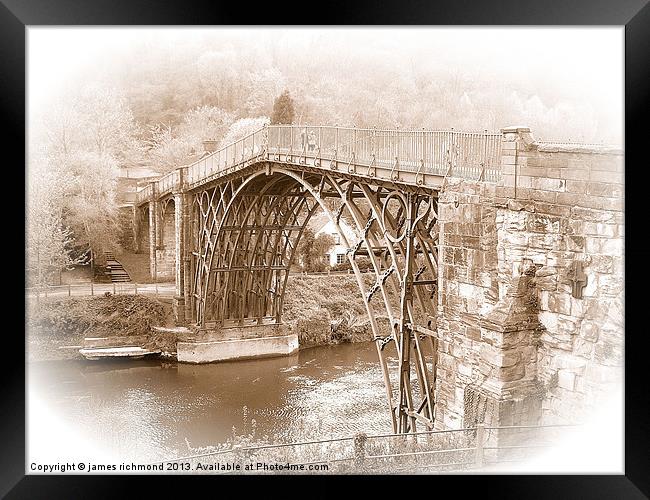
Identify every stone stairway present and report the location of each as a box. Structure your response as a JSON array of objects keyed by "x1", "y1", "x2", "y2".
[{"x1": 104, "y1": 252, "x2": 131, "y2": 282}]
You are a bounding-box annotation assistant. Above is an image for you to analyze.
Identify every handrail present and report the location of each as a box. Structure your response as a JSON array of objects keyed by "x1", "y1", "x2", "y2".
[
  {"x1": 150, "y1": 422, "x2": 582, "y2": 466},
  {"x1": 136, "y1": 124, "x2": 506, "y2": 204}
]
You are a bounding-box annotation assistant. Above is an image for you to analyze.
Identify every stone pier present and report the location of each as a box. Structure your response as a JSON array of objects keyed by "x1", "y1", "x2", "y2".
[{"x1": 434, "y1": 126, "x2": 623, "y2": 432}]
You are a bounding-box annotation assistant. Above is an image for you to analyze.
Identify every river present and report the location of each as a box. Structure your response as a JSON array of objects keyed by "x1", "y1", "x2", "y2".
[{"x1": 28, "y1": 342, "x2": 400, "y2": 463}]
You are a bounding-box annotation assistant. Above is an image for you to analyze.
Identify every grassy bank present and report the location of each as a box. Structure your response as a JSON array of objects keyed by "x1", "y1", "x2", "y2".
[
  {"x1": 27, "y1": 295, "x2": 172, "y2": 362},
  {"x1": 283, "y1": 274, "x2": 394, "y2": 348}
]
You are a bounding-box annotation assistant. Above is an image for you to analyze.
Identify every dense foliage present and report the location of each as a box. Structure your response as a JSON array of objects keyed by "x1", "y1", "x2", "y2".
[
  {"x1": 295, "y1": 228, "x2": 334, "y2": 272},
  {"x1": 270, "y1": 90, "x2": 296, "y2": 125}
]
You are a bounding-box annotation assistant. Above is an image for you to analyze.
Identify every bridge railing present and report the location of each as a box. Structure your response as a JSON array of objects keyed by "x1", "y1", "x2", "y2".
[
  {"x1": 138, "y1": 124, "x2": 503, "y2": 203},
  {"x1": 186, "y1": 127, "x2": 268, "y2": 187},
  {"x1": 266, "y1": 125, "x2": 502, "y2": 181},
  {"x1": 25, "y1": 282, "x2": 176, "y2": 299},
  {"x1": 138, "y1": 183, "x2": 154, "y2": 202},
  {"x1": 157, "y1": 169, "x2": 179, "y2": 196}
]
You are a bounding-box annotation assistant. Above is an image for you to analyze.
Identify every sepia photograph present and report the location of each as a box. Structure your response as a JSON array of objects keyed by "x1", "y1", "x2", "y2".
[{"x1": 23, "y1": 25, "x2": 626, "y2": 477}]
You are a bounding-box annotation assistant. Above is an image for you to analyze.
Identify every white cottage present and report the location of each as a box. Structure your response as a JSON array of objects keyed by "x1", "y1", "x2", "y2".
[{"x1": 309, "y1": 214, "x2": 357, "y2": 267}]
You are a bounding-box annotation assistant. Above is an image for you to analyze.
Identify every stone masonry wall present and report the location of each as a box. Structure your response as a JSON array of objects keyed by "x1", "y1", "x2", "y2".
[
  {"x1": 498, "y1": 133, "x2": 624, "y2": 425},
  {"x1": 136, "y1": 207, "x2": 150, "y2": 256},
  {"x1": 435, "y1": 126, "x2": 623, "y2": 431},
  {"x1": 117, "y1": 206, "x2": 136, "y2": 253},
  {"x1": 435, "y1": 178, "x2": 500, "y2": 430},
  {"x1": 156, "y1": 203, "x2": 176, "y2": 281}
]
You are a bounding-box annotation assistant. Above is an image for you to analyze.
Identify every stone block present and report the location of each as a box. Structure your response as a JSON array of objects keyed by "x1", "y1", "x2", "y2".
[
  {"x1": 589, "y1": 255, "x2": 613, "y2": 273},
  {"x1": 583, "y1": 222, "x2": 613, "y2": 237},
  {"x1": 579, "y1": 321, "x2": 600, "y2": 342},
  {"x1": 565, "y1": 235, "x2": 585, "y2": 252},
  {"x1": 567, "y1": 157, "x2": 589, "y2": 169},
  {"x1": 540, "y1": 324, "x2": 574, "y2": 351},
  {"x1": 597, "y1": 223, "x2": 617, "y2": 238},
  {"x1": 561, "y1": 168, "x2": 589, "y2": 181},
  {"x1": 534, "y1": 202, "x2": 571, "y2": 218},
  {"x1": 598, "y1": 274, "x2": 623, "y2": 297},
  {"x1": 497, "y1": 360, "x2": 526, "y2": 382},
  {"x1": 529, "y1": 233, "x2": 561, "y2": 250},
  {"x1": 556, "y1": 314, "x2": 578, "y2": 335},
  {"x1": 600, "y1": 197, "x2": 624, "y2": 212},
  {"x1": 495, "y1": 185, "x2": 516, "y2": 199},
  {"x1": 458, "y1": 282, "x2": 480, "y2": 299},
  {"x1": 557, "y1": 369, "x2": 576, "y2": 391},
  {"x1": 453, "y1": 248, "x2": 468, "y2": 266},
  {"x1": 503, "y1": 211, "x2": 528, "y2": 230},
  {"x1": 466, "y1": 325, "x2": 481, "y2": 341},
  {"x1": 463, "y1": 235, "x2": 480, "y2": 249},
  {"x1": 574, "y1": 338, "x2": 594, "y2": 360},
  {"x1": 479, "y1": 343, "x2": 515, "y2": 368},
  {"x1": 593, "y1": 341, "x2": 623, "y2": 367},
  {"x1": 502, "y1": 174, "x2": 516, "y2": 187},
  {"x1": 569, "y1": 297, "x2": 585, "y2": 318},
  {"x1": 589, "y1": 170, "x2": 622, "y2": 184},
  {"x1": 502, "y1": 231, "x2": 529, "y2": 248},
  {"x1": 585, "y1": 237, "x2": 602, "y2": 254},
  {"x1": 565, "y1": 180, "x2": 587, "y2": 194},
  {"x1": 582, "y1": 299, "x2": 605, "y2": 322},
  {"x1": 600, "y1": 238, "x2": 623, "y2": 256},
  {"x1": 530, "y1": 189, "x2": 558, "y2": 204},
  {"x1": 532, "y1": 177, "x2": 566, "y2": 192},
  {"x1": 516, "y1": 175, "x2": 534, "y2": 189},
  {"x1": 586, "y1": 181, "x2": 623, "y2": 198},
  {"x1": 524, "y1": 249, "x2": 548, "y2": 266},
  {"x1": 567, "y1": 219, "x2": 585, "y2": 235},
  {"x1": 519, "y1": 166, "x2": 548, "y2": 178},
  {"x1": 546, "y1": 250, "x2": 575, "y2": 268},
  {"x1": 571, "y1": 206, "x2": 616, "y2": 223},
  {"x1": 457, "y1": 363, "x2": 473, "y2": 378},
  {"x1": 502, "y1": 154, "x2": 518, "y2": 165},
  {"x1": 584, "y1": 364, "x2": 623, "y2": 385},
  {"x1": 527, "y1": 214, "x2": 561, "y2": 233},
  {"x1": 515, "y1": 187, "x2": 533, "y2": 200},
  {"x1": 538, "y1": 290, "x2": 551, "y2": 310},
  {"x1": 438, "y1": 352, "x2": 456, "y2": 371},
  {"x1": 444, "y1": 412, "x2": 462, "y2": 430}
]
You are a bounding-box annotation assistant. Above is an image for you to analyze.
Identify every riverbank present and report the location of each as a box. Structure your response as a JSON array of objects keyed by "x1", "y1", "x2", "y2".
[
  {"x1": 27, "y1": 295, "x2": 172, "y2": 362},
  {"x1": 283, "y1": 274, "x2": 392, "y2": 347},
  {"x1": 27, "y1": 274, "x2": 393, "y2": 362}
]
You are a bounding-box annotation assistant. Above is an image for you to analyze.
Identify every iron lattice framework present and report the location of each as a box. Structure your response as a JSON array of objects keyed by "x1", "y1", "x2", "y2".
[
  {"x1": 188, "y1": 165, "x2": 440, "y2": 433},
  {"x1": 137, "y1": 124, "x2": 504, "y2": 433}
]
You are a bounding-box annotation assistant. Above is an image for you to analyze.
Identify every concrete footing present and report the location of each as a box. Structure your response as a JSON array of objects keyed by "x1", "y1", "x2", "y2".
[{"x1": 177, "y1": 333, "x2": 299, "y2": 363}]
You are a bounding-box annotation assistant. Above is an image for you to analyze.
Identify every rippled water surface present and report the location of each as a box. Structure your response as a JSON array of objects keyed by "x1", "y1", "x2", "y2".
[{"x1": 29, "y1": 342, "x2": 399, "y2": 462}]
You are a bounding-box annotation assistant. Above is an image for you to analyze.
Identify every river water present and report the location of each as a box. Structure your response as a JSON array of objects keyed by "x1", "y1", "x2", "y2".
[{"x1": 28, "y1": 342, "x2": 400, "y2": 463}]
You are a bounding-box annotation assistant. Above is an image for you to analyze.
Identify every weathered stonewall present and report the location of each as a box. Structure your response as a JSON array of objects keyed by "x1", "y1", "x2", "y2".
[{"x1": 435, "y1": 126, "x2": 623, "y2": 435}]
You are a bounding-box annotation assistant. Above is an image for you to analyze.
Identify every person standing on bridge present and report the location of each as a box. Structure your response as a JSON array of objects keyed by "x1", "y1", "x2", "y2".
[
  {"x1": 300, "y1": 128, "x2": 307, "y2": 151},
  {"x1": 307, "y1": 130, "x2": 317, "y2": 152}
]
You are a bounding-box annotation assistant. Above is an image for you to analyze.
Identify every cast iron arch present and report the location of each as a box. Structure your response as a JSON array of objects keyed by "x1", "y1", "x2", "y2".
[{"x1": 189, "y1": 165, "x2": 440, "y2": 433}]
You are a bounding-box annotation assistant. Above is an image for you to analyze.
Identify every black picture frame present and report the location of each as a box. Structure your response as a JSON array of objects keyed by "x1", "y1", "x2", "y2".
[{"x1": 5, "y1": 0, "x2": 648, "y2": 497}]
